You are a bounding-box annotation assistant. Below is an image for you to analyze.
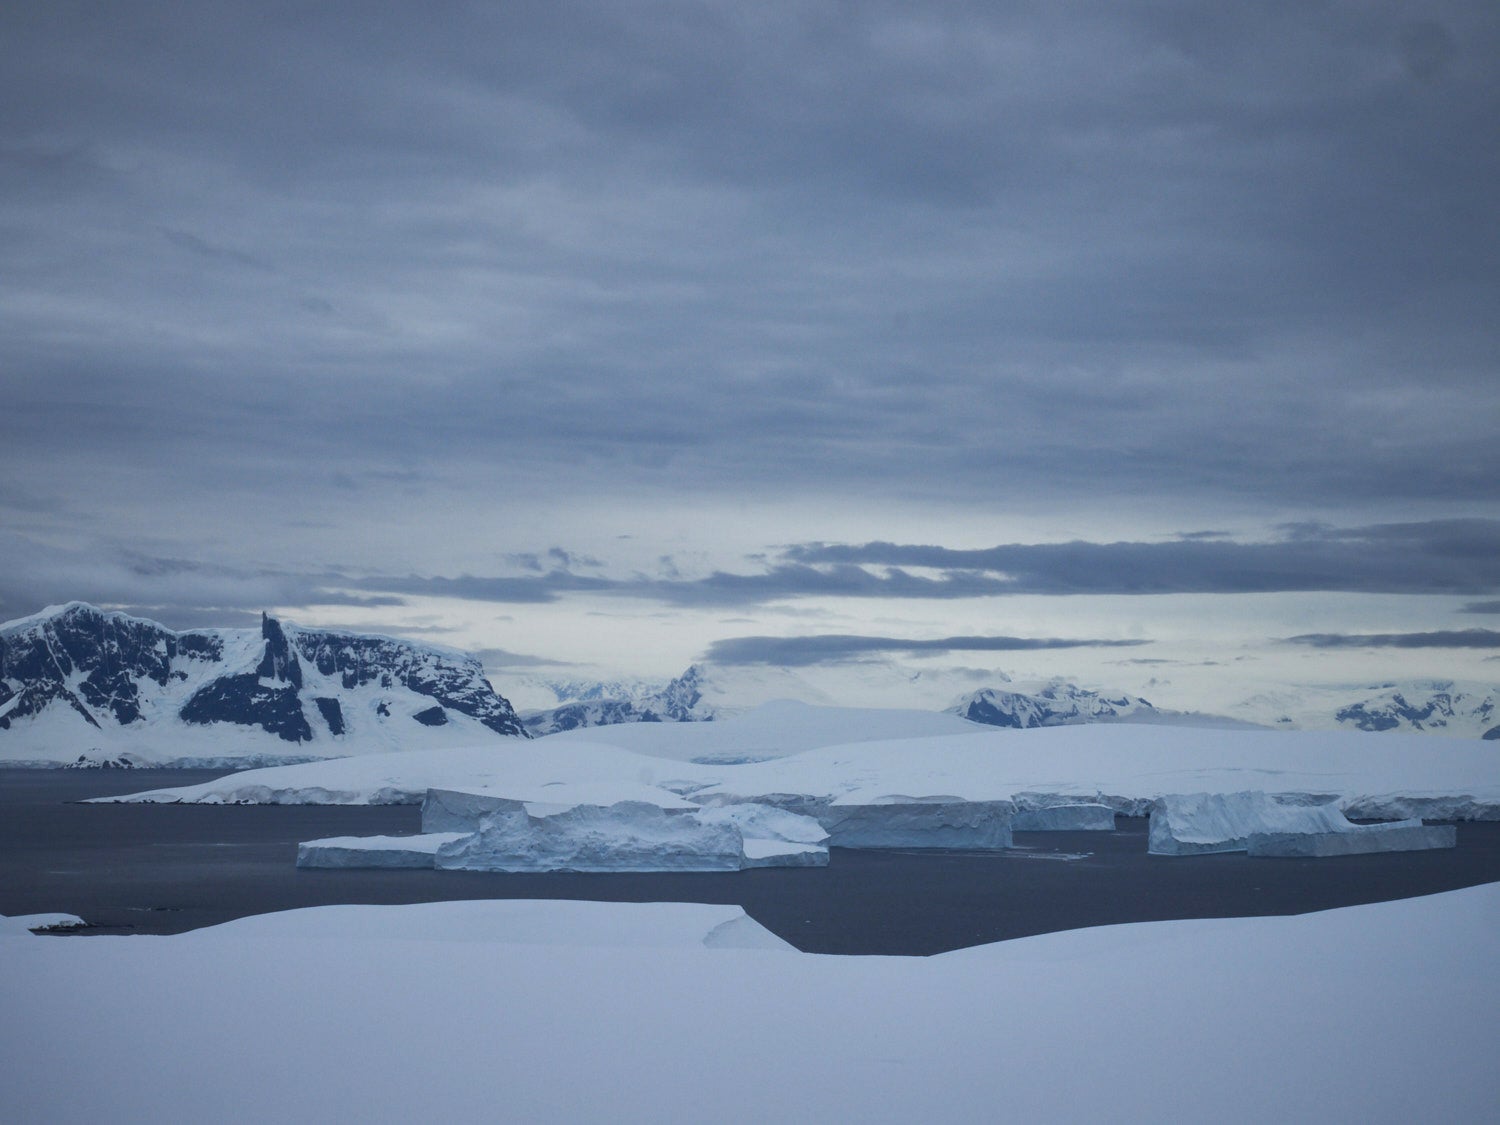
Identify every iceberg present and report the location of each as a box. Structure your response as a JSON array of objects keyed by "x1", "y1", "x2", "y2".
[
  {"x1": 316, "y1": 790, "x2": 831, "y2": 872},
  {"x1": 740, "y1": 839, "x2": 830, "y2": 868},
  {"x1": 421, "y1": 788, "x2": 529, "y2": 833},
  {"x1": 693, "y1": 801, "x2": 830, "y2": 866},
  {"x1": 434, "y1": 800, "x2": 746, "y2": 872},
  {"x1": 820, "y1": 797, "x2": 1014, "y2": 849},
  {"x1": 1012, "y1": 803, "x2": 1117, "y2": 831},
  {"x1": 296, "y1": 833, "x2": 467, "y2": 869},
  {"x1": 1148, "y1": 791, "x2": 1419, "y2": 856},
  {"x1": 1248, "y1": 823, "x2": 1457, "y2": 857}
]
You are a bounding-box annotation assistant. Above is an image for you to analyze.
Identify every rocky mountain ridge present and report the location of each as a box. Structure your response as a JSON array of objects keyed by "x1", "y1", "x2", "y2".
[{"x1": 0, "y1": 603, "x2": 527, "y2": 765}]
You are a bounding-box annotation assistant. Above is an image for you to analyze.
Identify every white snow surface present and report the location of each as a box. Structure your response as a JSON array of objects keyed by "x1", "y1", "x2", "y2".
[
  {"x1": 0, "y1": 912, "x2": 86, "y2": 935},
  {"x1": 539, "y1": 698, "x2": 988, "y2": 761},
  {"x1": 104, "y1": 707, "x2": 1500, "y2": 821},
  {"x1": 4, "y1": 887, "x2": 1499, "y2": 1122}
]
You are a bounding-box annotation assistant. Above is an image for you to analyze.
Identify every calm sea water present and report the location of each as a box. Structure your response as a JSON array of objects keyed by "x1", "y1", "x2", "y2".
[{"x1": 5, "y1": 768, "x2": 1499, "y2": 955}]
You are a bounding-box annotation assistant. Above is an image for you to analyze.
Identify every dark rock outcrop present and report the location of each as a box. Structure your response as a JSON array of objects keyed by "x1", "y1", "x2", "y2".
[{"x1": 0, "y1": 602, "x2": 528, "y2": 746}]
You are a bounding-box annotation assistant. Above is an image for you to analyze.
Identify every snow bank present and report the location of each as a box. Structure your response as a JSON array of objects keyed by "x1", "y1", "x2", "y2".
[
  {"x1": 5, "y1": 889, "x2": 1499, "y2": 1122},
  {"x1": 0, "y1": 912, "x2": 86, "y2": 935}
]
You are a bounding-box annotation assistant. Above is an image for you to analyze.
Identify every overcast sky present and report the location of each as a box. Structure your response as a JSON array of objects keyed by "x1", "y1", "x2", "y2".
[{"x1": 3, "y1": 2, "x2": 1498, "y2": 709}]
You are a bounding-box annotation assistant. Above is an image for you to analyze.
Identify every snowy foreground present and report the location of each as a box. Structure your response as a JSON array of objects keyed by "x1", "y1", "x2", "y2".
[{"x1": 4, "y1": 889, "x2": 1499, "y2": 1123}]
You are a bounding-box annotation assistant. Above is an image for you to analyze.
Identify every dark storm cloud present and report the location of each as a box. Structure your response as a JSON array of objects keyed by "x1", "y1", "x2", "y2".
[
  {"x1": 1285, "y1": 629, "x2": 1500, "y2": 649},
  {"x1": 705, "y1": 633, "x2": 1150, "y2": 667},
  {"x1": 1460, "y1": 601, "x2": 1500, "y2": 614},
  {"x1": 2, "y1": 0, "x2": 1498, "y2": 533},
  {"x1": 785, "y1": 520, "x2": 1500, "y2": 595}
]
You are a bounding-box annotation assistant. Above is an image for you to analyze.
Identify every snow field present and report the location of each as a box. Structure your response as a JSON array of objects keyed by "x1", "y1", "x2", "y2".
[{"x1": 4, "y1": 888, "x2": 1498, "y2": 1122}]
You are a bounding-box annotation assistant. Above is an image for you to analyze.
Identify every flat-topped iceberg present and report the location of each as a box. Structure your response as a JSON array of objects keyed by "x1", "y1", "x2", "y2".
[
  {"x1": 693, "y1": 801, "x2": 830, "y2": 867},
  {"x1": 297, "y1": 833, "x2": 467, "y2": 869},
  {"x1": 308, "y1": 788, "x2": 832, "y2": 872},
  {"x1": 1248, "y1": 823, "x2": 1456, "y2": 857},
  {"x1": 435, "y1": 800, "x2": 745, "y2": 872},
  {"x1": 820, "y1": 796, "x2": 1015, "y2": 849},
  {"x1": 1148, "y1": 791, "x2": 1442, "y2": 856},
  {"x1": 1012, "y1": 802, "x2": 1117, "y2": 831}
]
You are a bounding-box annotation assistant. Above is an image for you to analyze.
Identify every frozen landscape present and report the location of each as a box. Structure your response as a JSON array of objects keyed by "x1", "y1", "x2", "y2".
[
  {"x1": 6, "y1": 2, "x2": 1500, "y2": 1118},
  {"x1": 5, "y1": 886, "x2": 1498, "y2": 1122}
]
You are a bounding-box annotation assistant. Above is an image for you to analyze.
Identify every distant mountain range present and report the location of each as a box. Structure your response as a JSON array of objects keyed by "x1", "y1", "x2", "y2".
[
  {"x1": 524, "y1": 663, "x2": 1500, "y2": 740},
  {"x1": 945, "y1": 682, "x2": 1161, "y2": 728},
  {"x1": 4, "y1": 605, "x2": 1495, "y2": 765},
  {"x1": 0, "y1": 603, "x2": 527, "y2": 766},
  {"x1": 1248, "y1": 681, "x2": 1499, "y2": 740}
]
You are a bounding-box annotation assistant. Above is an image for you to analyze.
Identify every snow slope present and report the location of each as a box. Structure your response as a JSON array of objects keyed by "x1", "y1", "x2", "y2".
[{"x1": 4, "y1": 888, "x2": 1498, "y2": 1122}]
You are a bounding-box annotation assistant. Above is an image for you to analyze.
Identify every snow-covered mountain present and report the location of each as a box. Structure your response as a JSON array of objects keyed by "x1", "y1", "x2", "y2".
[
  {"x1": 0, "y1": 603, "x2": 527, "y2": 766},
  {"x1": 946, "y1": 680, "x2": 1162, "y2": 729},
  {"x1": 522, "y1": 669, "x2": 1188, "y2": 741},
  {"x1": 1231, "y1": 680, "x2": 1500, "y2": 739},
  {"x1": 522, "y1": 666, "x2": 738, "y2": 735},
  {"x1": 1331, "y1": 682, "x2": 1498, "y2": 739}
]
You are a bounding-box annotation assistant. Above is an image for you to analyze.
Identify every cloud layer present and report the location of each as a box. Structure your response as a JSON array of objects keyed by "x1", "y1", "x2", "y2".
[
  {"x1": 4, "y1": 2, "x2": 1498, "y2": 541},
  {"x1": 705, "y1": 633, "x2": 1150, "y2": 666},
  {"x1": 3, "y1": 4, "x2": 1497, "y2": 689}
]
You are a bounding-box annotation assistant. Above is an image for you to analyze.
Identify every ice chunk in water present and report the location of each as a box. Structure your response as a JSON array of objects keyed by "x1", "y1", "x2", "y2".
[
  {"x1": 1151, "y1": 791, "x2": 1358, "y2": 856},
  {"x1": 435, "y1": 800, "x2": 745, "y2": 872}
]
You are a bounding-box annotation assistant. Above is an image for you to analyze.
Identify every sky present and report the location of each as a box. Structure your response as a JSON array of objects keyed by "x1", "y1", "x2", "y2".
[{"x1": 3, "y1": 1, "x2": 1498, "y2": 713}]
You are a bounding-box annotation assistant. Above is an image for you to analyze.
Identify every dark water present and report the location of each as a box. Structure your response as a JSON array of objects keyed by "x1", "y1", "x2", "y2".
[{"x1": 5, "y1": 768, "x2": 1500, "y2": 955}]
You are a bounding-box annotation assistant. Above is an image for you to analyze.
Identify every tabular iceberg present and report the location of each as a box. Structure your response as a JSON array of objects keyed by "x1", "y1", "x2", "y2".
[
  {"x1": 434, "y1": 800, "x2": 746, "y2": 872},
  {"x1": 1147, "y1": 791, "x2": 1442, "y2": 856},
  {"x1": 1248, "y1": 823, "x2": 1456, "y2": 857},
  {"x1": 297, "y1": 833, "x2": 467, "y2": 869},
  {"x1": 1012, "y1": 803, "x2": 1117, "y2": 831},
  {"x1": 820, "y1": 797, "x2": 1015, "y2": 849},
  {"x1": 694, "y1": 802, "x2": 830, "y2": 867}
]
